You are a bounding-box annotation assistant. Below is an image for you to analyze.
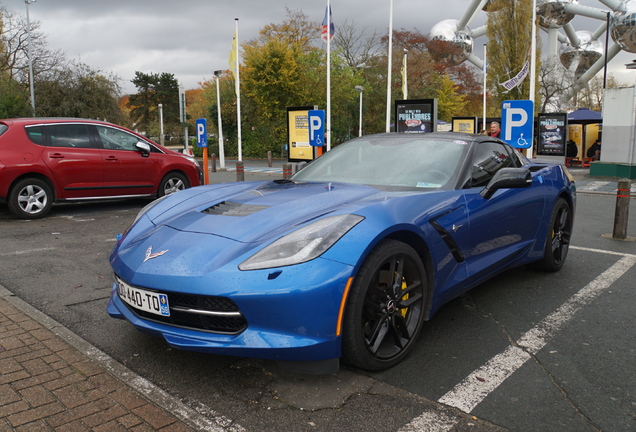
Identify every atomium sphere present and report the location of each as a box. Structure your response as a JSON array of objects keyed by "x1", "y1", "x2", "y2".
[
  {"x1": 559, "y1": 44, "x2": 577, "y2": 69},
  {"x1": 537, "y1": 0, "x2": 579, "y2": 29},
  {"x1": 575, "y1": 31, "x2": 603, "y2": 78},
  {"x1": 610, "y1": 0, "x2": 636, "y2": 53},
  {"x1": 428, "y1": 19, "x2": 473, "y2": 67},
  {"x1": 559, "y1": 31, "x2": 603, "y2": 77}
]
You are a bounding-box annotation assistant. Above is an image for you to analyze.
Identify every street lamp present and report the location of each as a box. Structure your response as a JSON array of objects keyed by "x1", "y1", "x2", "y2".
[
  {"x1": 355, "y1": 86, "x2": 364, "y2": 137},
  {"x1": 158, "y1": 104, "x2": 164, "y2": 146},
  {"x1": 25, "y1": 0, "x2": 36, "y2": 115}
]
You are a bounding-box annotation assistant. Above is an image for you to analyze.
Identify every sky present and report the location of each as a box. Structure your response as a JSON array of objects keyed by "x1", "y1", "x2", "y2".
[{"x1": 2, "y1": 0, "x2": 635, "y2": 95}]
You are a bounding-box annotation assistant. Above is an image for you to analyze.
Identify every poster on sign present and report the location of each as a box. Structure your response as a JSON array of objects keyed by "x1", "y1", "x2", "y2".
[
  {"x1": 452, "y1": 117, "x2": 478, "y2": 134},
  {"x1": 394, "y1": 99, "x2": 437, "y2": 133},
  {"x1": 537, "y1": 113, "x2": 567, "y2": 156},
  {"x1": 287, "y1": 105, "x2": 318, "y2": 162}
]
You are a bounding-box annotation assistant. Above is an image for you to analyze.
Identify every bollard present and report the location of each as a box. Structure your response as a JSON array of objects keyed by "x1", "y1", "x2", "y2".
[
  {"x1": 613, "y1": 179, "x2": 631, "y2": 240},
  {"x1": 283, "y1": 163, "x2": 292, "y2": 179},
  {"x1": 211, "y1": 153, "x2": 217, "y2": 173},
  {"x1": 236, "y1": 161, "x2": 245, "y2": 182},
  {"x1": 267, "y1": 151, "x2": 273, "y2": 167}
]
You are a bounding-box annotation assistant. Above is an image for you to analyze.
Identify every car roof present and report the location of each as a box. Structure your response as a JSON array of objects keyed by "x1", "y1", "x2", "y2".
[
  {"x1": 0, "y1": 118, "x2": 114, "y2": 127},
  {"x1": 351, "y1": 132, "x2": 503, "y2": 146}
]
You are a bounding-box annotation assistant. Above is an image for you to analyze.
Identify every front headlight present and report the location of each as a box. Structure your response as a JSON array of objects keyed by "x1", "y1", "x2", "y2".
[{"x1": 238, "y1": 214, "x2": 364, "y2": 270}]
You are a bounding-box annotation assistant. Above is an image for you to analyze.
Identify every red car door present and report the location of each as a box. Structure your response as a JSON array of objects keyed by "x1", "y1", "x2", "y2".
[
  {"x1": 94, "y1": 125, "x2": 159, "y2": 197},
  {"x1": 40, "y1": 123, "x2": 105, "y2": 199}
]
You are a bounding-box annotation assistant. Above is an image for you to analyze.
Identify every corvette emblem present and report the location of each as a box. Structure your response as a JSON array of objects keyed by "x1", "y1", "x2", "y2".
[{"x1": 144, "y1": 246, "x2": 168, "y2": 262}]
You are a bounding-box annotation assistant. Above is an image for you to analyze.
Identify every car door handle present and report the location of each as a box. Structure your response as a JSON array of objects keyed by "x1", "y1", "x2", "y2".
[
  {"x1": 105, "y1": 156, "x2": 118, "y2": 161},
  {"x1": 49, "y1": 153, "x2": 64, "y2": 159}
]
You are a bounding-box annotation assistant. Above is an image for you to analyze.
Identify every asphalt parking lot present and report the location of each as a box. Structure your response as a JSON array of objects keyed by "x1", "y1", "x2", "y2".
[{"x1": 1, "y1": 167, "x2": 635, "y2": 431}]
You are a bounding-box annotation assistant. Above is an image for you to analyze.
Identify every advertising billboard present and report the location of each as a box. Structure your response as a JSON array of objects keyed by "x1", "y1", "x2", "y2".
[
  {"x1": 394, "y1": 99, "x2": 437, "y2": 133},
  {"x1": 537, "y1": 113, "x2": 567, "y2": 156},
  {"x1": 287, "y1": 106, "x2": 317, "y2": 162}
]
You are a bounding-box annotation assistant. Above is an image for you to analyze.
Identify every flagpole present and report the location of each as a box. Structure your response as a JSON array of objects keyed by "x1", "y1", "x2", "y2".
[
  {"x1": 235, "y1": 18, "x2": 243, "y2": 161},
  {"x1": 483, "y1": 44, "x2": 487, "y2": 132},
  {"x1": 528, "y1": 0, "x2": 537, "y2": 158},
  {"x1": 385, "y1": 0, "x2": 393, "y2": 133},
  {"x1": 326, "y1": 0, "x2": 331, "y2": 151}
]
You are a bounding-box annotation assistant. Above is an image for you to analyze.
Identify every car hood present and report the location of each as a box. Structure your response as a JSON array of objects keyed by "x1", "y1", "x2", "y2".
[{"x1": 148, "y1": 181, "x2": 383, "y2": 244}]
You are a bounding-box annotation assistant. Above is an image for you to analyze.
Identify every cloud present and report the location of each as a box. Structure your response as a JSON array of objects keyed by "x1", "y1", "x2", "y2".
[{"x1": 2, "y1": 0, "x2": 633, "y2": 94}]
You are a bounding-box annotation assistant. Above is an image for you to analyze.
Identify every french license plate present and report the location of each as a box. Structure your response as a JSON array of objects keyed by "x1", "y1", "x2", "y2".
[{"x1": 117, "y1": 278, "x2": 170, "y2": 317}]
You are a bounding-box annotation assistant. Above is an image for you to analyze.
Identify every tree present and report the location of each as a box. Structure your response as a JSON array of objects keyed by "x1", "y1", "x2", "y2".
[
  {"x1": 333, "y1": 20, "x2": 383, "y2": 69},
  {"x1": 127, "y1": 72, "x2": 180, "y2": 141},
  {"x1": 486, "y1": 0, "x2": 538, "y2": 108},
  {"x1": 258, "y1": 8, "x2": 320, "y2": 51},
  {"x1": 384, "y1": 30, "x2": 482, "y2": 125},
  {"x1": 537, "y1": 58, "x2": 576, "y2": 112},
  {"x1": 575, "y1": 75, "x2": 628, "y2": 112},
  {"x1": 0, "y1": 73, "x2": 30, "y2": 118},
  {"x1": 0, "y1": 6, "x2": 65, "y2": 86},
  {"x1": 35, "y1": 61, "x2": 125, "y2": 121},
  {"x1": 434, "y1": 73, "x2": 467, "y2": 121}
]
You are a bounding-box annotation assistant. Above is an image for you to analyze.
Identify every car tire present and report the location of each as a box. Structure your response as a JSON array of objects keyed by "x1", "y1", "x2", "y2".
[
  {"x1": 158, "y1": 172, "x2": 189, "y2": 197},
  {"x1": 8, "y1": 178, "x2": 54, "y2": 219},
  {"x1": 342, "y1": 239, "x2": 427, "y2": 370},
  {"x1": 534, "y1": 197, "x2": 572, "y2": 272}
]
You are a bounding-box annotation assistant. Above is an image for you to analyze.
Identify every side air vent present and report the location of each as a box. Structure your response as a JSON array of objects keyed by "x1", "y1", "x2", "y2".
[{"x1": 203, "y1": 201, "x2": 270, "y2": 216}]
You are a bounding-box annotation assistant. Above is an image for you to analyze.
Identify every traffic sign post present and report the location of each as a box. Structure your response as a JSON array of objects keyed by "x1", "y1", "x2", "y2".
[
  {"x1": 501, "y1": 100, "x2": 534, "y2": 153},
  {"x1": 196, "y1": 119, "x2": 209, "y2": 184}
]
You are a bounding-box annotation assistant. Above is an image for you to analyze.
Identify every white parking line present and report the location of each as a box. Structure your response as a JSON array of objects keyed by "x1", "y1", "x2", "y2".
[
  {"x1": 0, "y1": 247, "x2": 57, "y2": 256},
  {"x1": 401, "y1": 246, "x2": 636, "y2": 431},
  {"x1": 577, "y1": 181, "x2": 610, "y2": 191}
]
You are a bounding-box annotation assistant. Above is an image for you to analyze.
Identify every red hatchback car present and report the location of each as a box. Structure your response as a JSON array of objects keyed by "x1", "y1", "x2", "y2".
[{"x1": 0, "y1": 118, "x2": 203, "y2": 219}]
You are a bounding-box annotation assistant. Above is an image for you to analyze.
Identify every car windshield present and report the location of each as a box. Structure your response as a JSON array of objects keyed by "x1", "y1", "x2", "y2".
[{"x1": 291, "y1": 135, "x2": 469, "y2": 189}]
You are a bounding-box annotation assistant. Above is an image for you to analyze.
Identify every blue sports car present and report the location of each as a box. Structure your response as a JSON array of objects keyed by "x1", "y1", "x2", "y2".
[{"x1": 108, "y1": 132, "x2": 575, "y2": 372}]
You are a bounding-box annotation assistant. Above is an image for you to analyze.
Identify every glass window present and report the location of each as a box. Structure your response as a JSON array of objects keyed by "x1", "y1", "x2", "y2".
[
  {"x1": 292, "y1": 136, "x2": 468, "y2": 189},
  {"x1": 0, "y1": 124, "x2": 8, "y2": 137},
  {"x1": 47, "y1": 124, "x2": 94, "y2": 148},
  {"x1": 96, "y1": 125, "x2": 142, "y2": 151},
  {"x1": 25, "y1": 126, "x2": 45, "y2": 145},
  {"x1": 470, "y1": 142, "x2": 514, "y2": 187}
]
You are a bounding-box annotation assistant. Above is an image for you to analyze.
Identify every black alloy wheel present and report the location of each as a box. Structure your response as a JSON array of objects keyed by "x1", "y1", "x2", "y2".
[
  {"x1": 342, "y1": 239, "x2": 427, "y2": 370},
  {"x1": 535, "y1": 197, "x2": 572, "y2": 272}
]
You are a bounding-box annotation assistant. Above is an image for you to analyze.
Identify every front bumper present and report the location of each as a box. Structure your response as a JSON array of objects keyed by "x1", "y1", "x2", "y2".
[{"x1": 107, "y1": 258, "x2": 354, "y2": 362}]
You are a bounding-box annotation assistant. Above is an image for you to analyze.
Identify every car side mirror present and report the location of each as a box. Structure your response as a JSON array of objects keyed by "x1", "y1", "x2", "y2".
[
  {"x1": 480, "y1": 167, "x2": 532, "y2": 199},
  {"x1": 135, "y1": 141, "x2": 151, "y2": 156}
]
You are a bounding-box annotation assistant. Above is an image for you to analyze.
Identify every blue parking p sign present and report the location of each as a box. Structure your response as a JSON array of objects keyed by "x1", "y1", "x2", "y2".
[
  {"x1": 308, "y1": 110, "x2": 325, "y2": 147},
  {"x1": 196, "y1": 118, "x2": 208, "y2": 148},
  {"x1": 501, "y1": 100, "x2": 534, "y2": 149}
]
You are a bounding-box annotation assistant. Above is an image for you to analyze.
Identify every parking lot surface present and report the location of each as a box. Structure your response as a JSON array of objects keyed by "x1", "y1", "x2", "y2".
[{"x1": 1, "y1": 166, "x2": 634, "y2": 431}]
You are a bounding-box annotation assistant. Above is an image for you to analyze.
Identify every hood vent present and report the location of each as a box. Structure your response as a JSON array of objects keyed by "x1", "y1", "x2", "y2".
[{"x1": 203, "y1": 201, "x2": 270, "y2": 217}]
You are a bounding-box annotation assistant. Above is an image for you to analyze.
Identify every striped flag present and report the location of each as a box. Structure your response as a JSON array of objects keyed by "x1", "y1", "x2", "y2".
[{"x1": 321, "y1": 6, "x2": 334, "y2": 42}]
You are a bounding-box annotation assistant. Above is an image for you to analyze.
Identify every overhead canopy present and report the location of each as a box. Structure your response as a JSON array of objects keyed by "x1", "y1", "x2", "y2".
[{"x1": 568, "y1": 108, "x2": 602, "y2": 122}]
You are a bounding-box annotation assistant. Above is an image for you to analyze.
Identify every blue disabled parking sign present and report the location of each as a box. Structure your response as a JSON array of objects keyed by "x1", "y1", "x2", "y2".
[
  {"x1": 196, "y1": 118, "x2": 208, "y2": 148},
  {"x1": 501, "y1": 100, "x2": 534, "y2": 149},
  {"x1": 308, "y1": 110, "x2": 325, "y2": 147}
]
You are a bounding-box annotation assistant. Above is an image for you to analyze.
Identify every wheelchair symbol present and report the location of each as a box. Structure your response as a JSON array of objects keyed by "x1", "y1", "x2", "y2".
[{"x1": 517, "y1": 133, "x2": 528, "y2": 147}]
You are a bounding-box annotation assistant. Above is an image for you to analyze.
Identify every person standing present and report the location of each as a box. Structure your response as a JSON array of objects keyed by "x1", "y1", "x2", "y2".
[{"x1": 489, "y1": 122, "x2": 501, "y2": 138}]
